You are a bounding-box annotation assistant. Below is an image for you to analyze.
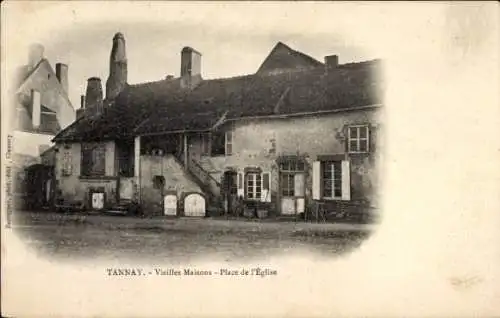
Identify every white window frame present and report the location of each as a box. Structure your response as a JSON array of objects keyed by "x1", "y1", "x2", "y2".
[
  {"x1": 245, "y1": 172, "x2": 262, "y2": 200},
  {"x1": 225, "y1": 128, "x2": 233, "y2": 156},
  {"x1": 347, "y1": 125, "x2": 370, "y2": 153},
  {"x1": 322, "y1": 161, "x2": 342, "y2": 200}
]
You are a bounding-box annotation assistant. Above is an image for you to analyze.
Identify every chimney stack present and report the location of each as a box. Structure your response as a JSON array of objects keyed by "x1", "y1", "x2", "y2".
[
  {"x1": 28, "y1": 43, "x2": 45, "y2": 71},
  {"x1": 85, "y1": 77, "x2": 103, "y2": 115},
  {"x1": 180, "y1": 46, "x2": 202, "y2": 89},
  {"x1": 324, "y1": 55, "x2": 339, "y2": 70},
  {"x1": 55, "y1": 63, "x2": 69, "y2": 93},
  {"x1": 106, "y1": 32, "x2": 128, "y2": 100}
]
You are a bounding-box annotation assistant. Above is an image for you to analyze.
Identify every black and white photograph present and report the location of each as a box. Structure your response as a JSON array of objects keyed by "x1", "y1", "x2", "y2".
[{"x1": 2, "y1": 2, "x2": 499, "y2": 317}]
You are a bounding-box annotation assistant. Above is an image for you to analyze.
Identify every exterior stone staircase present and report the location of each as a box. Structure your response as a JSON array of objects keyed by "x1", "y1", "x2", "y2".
[{"x1": 181, "y1": 156, "x2": 224, "y2": 215}]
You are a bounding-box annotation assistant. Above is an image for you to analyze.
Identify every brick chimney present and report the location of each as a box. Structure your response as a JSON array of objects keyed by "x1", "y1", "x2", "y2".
[
  {"x1": 180, "y1": 46, "x2": 202, "y2": 89},
  {"x1": 106, "y1": 32, "x2": 128, "y2": 100},
  {"x1": 31, "y1": 89, "x2": 41, "y2": 128},
  {"x1": 85, "y1": 77, "x2": 103, "y2": 115},
  {"x1": 76, "y1": 94, "x2": 85, "y2": 119},
  {"x1": 55, "y1": 63, "x2": 69, "y2": 93},
  {"x1": 28, "y1": 43, "x2": 44, "y2": 72},
  {"x1": 324, "y1": 55, "x2": 339, "y2": 70}
]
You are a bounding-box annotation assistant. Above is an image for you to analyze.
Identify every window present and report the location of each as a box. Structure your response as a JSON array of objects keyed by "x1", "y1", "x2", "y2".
[
  {"x1": 312, "y1": 160, "x2": 351, "y2": 201},
  {"x1": 81, "y1": 143, "x2": 106, "y2": 177},
  {"x1": 40, "y1": 109, "x2": 59, "y2": 134},
  {"x1": 225, "y1": 130, "x2": 233, "y2": 156},
  {"x1": 62, "y1": 151, "x2": 72, "y2": 176},
  {"x1": 348, "y1": 125, "x2": 370, "y2": 153},
  {"x1": 322, "y1": 161, "x2": 342, "y2": 199},
  {"x1": 246, "y1": 172, "x2": 262, "y2": 200},
  {"x1": 279, "y1": 158, "x2": 306, "y2": 197},
  {"x1": 211, "y1": 131, "x2": 225, "y2": 156}
]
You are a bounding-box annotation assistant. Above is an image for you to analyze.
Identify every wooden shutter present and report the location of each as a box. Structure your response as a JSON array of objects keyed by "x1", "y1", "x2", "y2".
[
  {"x1": 237, "y1": 172, "x2": 244, "y2": 197},
  {"x1": 312, "y1": 161, "x2": 321, "y2": 200},
  {"x1": 341, "y1": 160, "x2": 351, "y2": 201},
  {"x1": 261, "y1": 172, "x2": 271, "y2": 202}
]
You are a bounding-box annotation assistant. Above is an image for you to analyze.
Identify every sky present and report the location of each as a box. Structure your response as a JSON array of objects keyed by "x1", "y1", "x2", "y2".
[{"x1": 5, "y1": 2, "x2": 376, "y2": 110}]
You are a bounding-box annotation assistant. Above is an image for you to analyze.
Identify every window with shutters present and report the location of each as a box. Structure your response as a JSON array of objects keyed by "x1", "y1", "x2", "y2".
[
  {"x1": 62, "y1": 150, "x2": 72, "y2": 176},
  {"x1": 322, "y1": 161, "x2": 342, "y2": 199},
  {"x1": 81, "y1": 143, "x2": 106, "y2": 177},
  {"x1": 348, "y1": 125, "x2": 370, "y2": 153},
  {"x1": 246, "y1": 172, "x2": 262, "y2": 200}
]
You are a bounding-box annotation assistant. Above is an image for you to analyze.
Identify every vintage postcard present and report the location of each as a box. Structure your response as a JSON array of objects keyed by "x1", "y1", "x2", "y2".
[{"x1": 1, "y1": 1, "x2": 499, "y2": 317}]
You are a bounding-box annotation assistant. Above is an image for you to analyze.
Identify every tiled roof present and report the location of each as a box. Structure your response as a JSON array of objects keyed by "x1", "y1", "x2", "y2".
[
  {"x1": 54, "y1": 56, "x2": 382, "y2": 142},
  {"x1": 256, "y1": 42, "x2": 324, "y2": 75}
]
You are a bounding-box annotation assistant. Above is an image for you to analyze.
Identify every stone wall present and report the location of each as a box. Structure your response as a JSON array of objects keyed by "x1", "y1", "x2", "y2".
[
  {"x1": 139, "y1": 154, "x2": 202, "y2": 215},
  {"x1": 55, "y1": 141, "x2": 118, "y2": 209},
  {"x1": 193, "y1": 108, "x2": 383, "y2": 215}
]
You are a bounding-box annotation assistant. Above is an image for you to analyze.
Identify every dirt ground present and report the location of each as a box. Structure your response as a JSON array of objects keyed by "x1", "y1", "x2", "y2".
[{"x1": 11, "y1": 211, "x2": 373, "y2": 263}]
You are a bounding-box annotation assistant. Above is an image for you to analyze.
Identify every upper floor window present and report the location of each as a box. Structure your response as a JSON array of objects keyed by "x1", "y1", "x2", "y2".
[
  {"x1": 81, "y1": 143, "x2": 106, "y2": 177},
  {"x1": 348, "y1": 125, "x2": 370, "y2": 153},
  {"x1": 210, "y1": 124, "x2": 234, "y2": 157}
]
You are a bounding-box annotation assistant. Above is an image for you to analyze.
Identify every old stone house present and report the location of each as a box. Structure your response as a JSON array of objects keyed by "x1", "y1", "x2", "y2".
[
  {"x1": 11, "y1": 44, "x2": 76, "y2": 209},
  {"x1": 53, "y1": 33, "x2": 383, "y2": 221}
]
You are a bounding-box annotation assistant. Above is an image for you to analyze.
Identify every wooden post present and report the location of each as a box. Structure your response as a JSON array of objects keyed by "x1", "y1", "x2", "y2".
[
  {"x1": 183, "y1": 133, "x2": 188, "y2": 166},
  {"x1": 134, "y1": 136, "x2": 141, "y2": 202}
]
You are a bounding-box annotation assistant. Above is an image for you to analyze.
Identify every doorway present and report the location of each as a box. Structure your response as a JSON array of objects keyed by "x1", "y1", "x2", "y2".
[
  {"x1": 222, "y1": 170, "x2": 238, "y2": 215},
  {"x1": 279, "y1": 158, "x2": 306, "y2": 216}
]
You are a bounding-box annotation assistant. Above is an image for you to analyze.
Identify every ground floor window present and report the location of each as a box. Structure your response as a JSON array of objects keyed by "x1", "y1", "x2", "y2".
[
  {"x1": 246, "y1": 172, "x2": 262, "y2": 200},
  {"x1": 312, "y1": 159, "x2": 351, "y2": 201},
  {"x1": 322, "y1": 161, "x2": 342, "y2": 199}
]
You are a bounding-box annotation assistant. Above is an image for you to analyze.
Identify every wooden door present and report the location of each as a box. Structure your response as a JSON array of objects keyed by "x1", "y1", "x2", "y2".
[
  {"x1": 184, "y1": 193, "x2": 206, "y2": 217},
  {"x1": 164, "y1": 194, "x2": 177, "y2": 216}
]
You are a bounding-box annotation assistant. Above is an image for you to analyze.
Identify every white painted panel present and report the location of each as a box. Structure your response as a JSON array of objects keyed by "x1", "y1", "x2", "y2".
[
  {"x1": 237, "y1": 172, "x2": 244, "y2": 197},
  {"x1": 120, "y1": 178, "x2": 134, "y2": 200},
  {"x1": 164, "y1": 194, "x2": 177, "y2": 216},
  {"x1": 31, "y1": 90, "x2": 41, "y2": 128},
  {"x1": 281, "y1": 197, "x2": 296, "y2": 215},
  {"x1": 297, "y1": 198, "x2": 305, "y2": 213},
  {"x1": 312, "y1": 161, "x2": 321, "y2": 200},
  {"x1": 184, "y1": 193, "x2": 206, "y2": 217},
  {"x1": 134, "y1": 136, "x2": 141, "y2": 178},
  {"x1": 341, "y1": 160, "x2": 351, "y2": 201},
  {"x1": 92, "y1": 193, "x2": 104, "y2": 210},
  {"x1": 294, "y1": 173, "x2": 305, "y2": 196}
]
